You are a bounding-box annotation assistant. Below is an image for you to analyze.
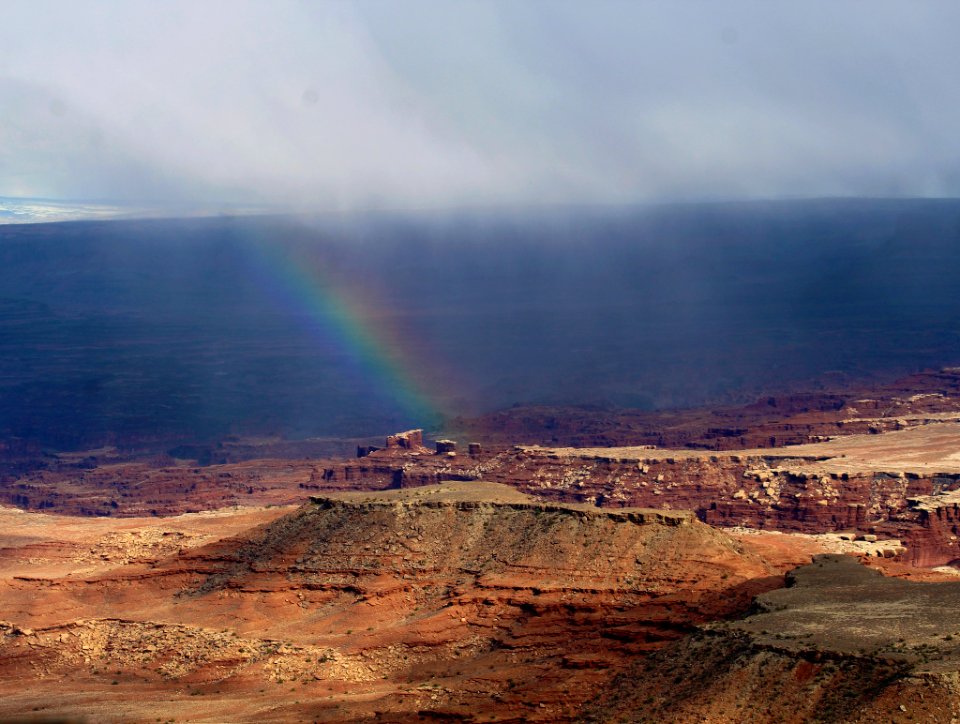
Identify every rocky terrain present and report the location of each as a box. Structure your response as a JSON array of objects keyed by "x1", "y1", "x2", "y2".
[
  {"x1": 0, "y1": 482, "x2": 827, "y2": 722},
  {"x1": 9, "y1": 371, "x2": 960, "y2": 573},
  {"x1": 4, "y1": 370, "x2": 960, "y2": 720},
  {"x1": 310, "y1": 420, "x2": 960, "y2": 569},
  {"x1": 586, "y1": 554, "x2": 960, "y2": 723}
]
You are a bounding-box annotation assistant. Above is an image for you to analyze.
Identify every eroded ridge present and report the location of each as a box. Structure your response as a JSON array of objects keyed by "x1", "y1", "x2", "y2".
[
  {"x1": 587, "y1": 554, "x2": 960, "y2": 723},
  {"x1": 0, "y1": 483, "x2": 794, "y2": 722}
]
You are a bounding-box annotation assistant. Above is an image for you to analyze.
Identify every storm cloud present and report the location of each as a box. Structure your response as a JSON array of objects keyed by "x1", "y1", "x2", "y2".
[{"x1": 2, "y1": 1, "x2": 960, "y2": 211}]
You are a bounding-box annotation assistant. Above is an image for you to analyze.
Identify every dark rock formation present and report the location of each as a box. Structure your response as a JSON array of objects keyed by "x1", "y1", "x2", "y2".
[{"x1": 435, "y1": 439, "x2": 457, "y2": 454}]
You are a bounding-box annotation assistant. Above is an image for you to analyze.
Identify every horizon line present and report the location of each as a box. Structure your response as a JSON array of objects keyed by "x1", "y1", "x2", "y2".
[{"x1": 5, "y1": 194, "x2": 960, "y2": 227}]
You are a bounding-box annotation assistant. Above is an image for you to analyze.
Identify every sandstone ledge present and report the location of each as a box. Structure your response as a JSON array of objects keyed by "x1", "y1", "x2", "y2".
[{"x1": 309, "y1": 481, "x2": 694, "y2": 527}]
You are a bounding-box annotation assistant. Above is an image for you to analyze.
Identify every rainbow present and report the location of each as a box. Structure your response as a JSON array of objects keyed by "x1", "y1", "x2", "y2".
[{"x1": 241, "y1": 230, "x2": 446, "y2": 431}]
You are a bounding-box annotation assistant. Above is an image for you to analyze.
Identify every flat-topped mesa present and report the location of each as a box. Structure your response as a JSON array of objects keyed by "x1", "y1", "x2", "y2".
[
  {"x1": 261, "y1": 482, "x2": 761, "y2": 599},
  {"x1": 309, "y1": 482, "x2": 694, "y2": 527}
]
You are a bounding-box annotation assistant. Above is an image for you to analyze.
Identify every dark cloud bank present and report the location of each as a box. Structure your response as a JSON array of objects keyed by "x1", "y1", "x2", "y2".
[{"x1": 2, "y1": 1, "x2": 960, "y2": 212}]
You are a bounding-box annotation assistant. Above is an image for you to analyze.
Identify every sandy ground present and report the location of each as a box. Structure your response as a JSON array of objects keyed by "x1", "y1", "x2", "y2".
[{"x1": 533, "y1": 419, "x2": 960, "y2": 474}]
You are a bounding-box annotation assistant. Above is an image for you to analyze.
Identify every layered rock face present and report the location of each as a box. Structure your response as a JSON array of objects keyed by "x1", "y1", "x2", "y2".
[
  {"x1": 316, "y1": 422, "x2": 960, "y2": 568},
  {"x1": 7, "y1": 369, "x2": 960, "y2": 574},
  {"x1": 585, "y1": 555, "x2": 960, "y2": 723},
  {"x1": 9, "y1": 422, "x2": 960, "y2": 567},
  {"x1": 899, "y1": 490, "x2": 960, "y2": 567},
  {"x1": 0, "y1": 457, "x2": 404, "y2": 517},
  {"x1": 0, "y1": 482, "x2": 792, "y2": 722},
  {"x1": 477, "y1": 428, "x2": 960, "y2": 567}
]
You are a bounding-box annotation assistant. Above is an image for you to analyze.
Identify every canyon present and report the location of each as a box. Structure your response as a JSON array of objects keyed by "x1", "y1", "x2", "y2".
[{"x1": 5, "y1": 369, "x2": 960, "y2": 720}]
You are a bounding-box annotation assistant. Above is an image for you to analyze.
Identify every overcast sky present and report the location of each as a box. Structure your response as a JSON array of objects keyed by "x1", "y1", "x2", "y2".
[{"x1": 2, "y1": 1, "x2": 960, "y2": 213}]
